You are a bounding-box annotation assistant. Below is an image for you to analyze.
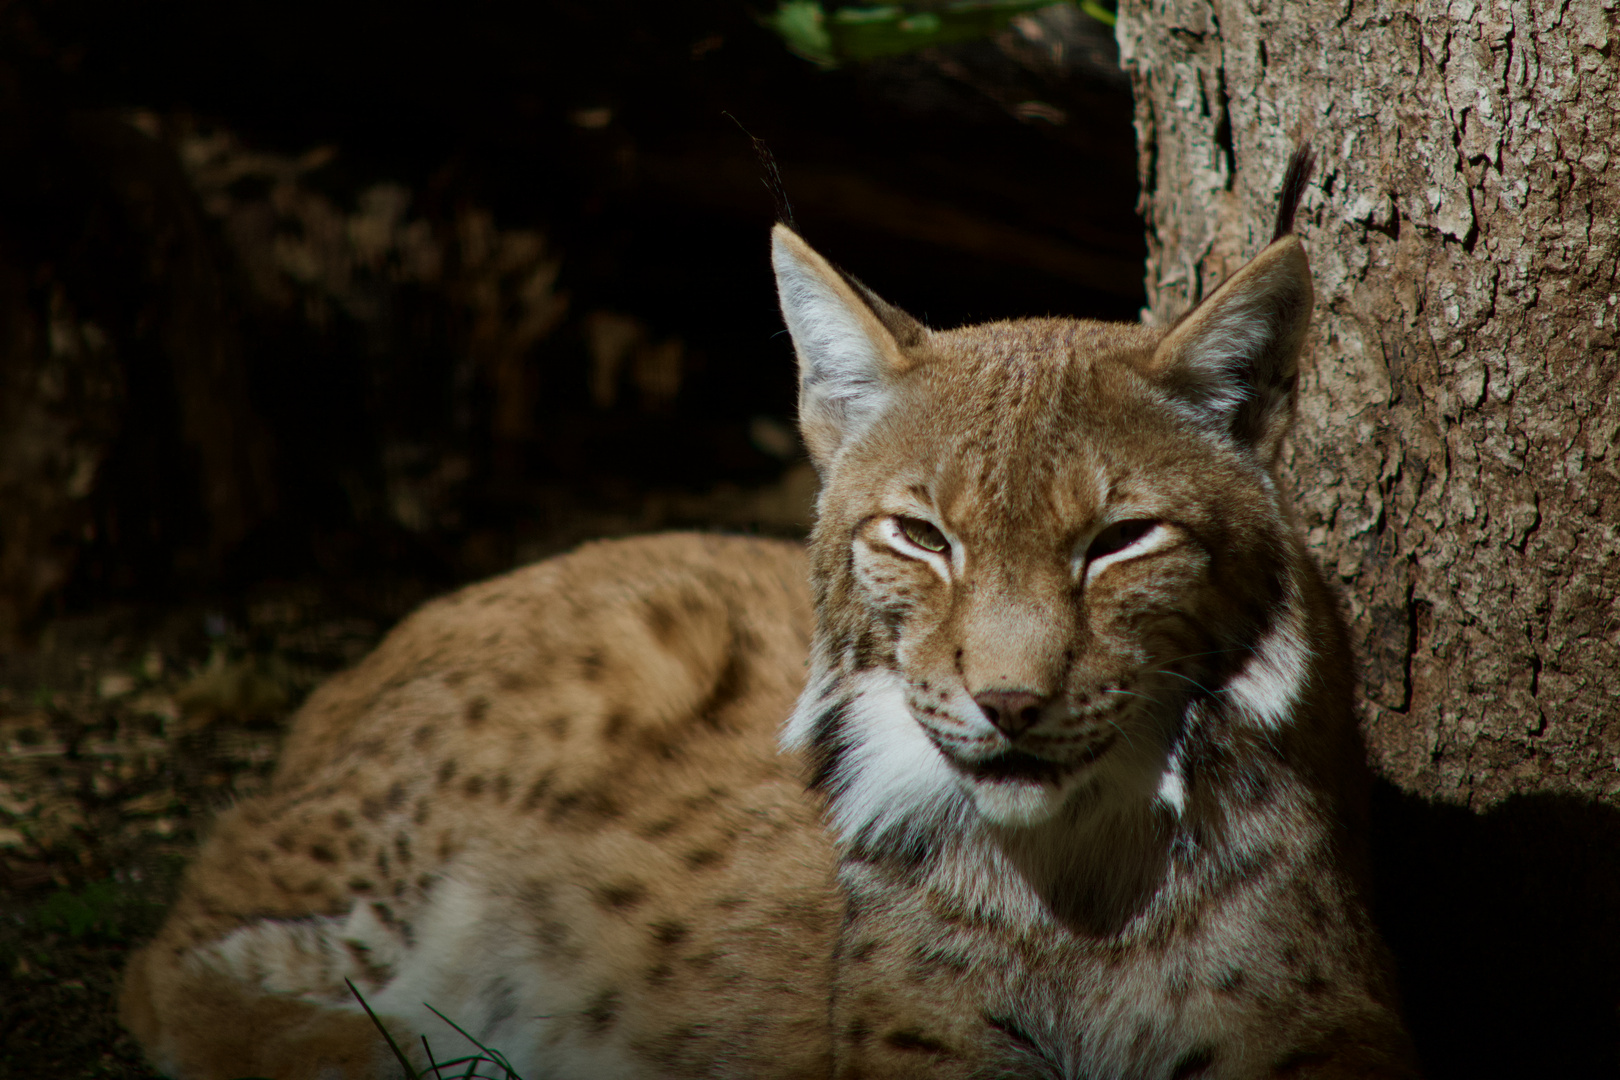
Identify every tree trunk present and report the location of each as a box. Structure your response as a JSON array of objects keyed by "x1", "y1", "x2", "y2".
[{"x1": 1117, "y1": 1, "x2": 1620, "y2": 1074}]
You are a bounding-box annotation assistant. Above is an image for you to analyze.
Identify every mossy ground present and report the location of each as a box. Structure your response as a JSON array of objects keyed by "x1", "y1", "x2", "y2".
[{"x1": 0, "y1": 579, "x2": 409, "y2": 1079}]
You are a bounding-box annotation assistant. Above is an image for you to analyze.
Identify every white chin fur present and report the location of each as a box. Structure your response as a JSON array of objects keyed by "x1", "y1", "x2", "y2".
[{"x1": 963, "y1": 775, "x2": 1075, "y2": 826}]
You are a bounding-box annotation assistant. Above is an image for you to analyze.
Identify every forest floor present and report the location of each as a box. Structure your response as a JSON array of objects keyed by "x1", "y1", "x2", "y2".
[{"x1": 0, "y1": 572, "x2": 405, "y2": 1078}]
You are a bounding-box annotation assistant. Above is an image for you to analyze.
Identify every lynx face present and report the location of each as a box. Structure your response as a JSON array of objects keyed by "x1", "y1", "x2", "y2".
[
  {"x1": 826, "y1": 326, "x2": 1301, "y2": 828},
  {"x1": 777, "y1": 227, "x2": 1313, "y2": 839}
]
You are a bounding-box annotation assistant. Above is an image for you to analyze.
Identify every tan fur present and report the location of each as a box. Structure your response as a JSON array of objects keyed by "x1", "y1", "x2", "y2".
[
  {"x1": 124, "y1": 218, "x2": 1421, "y2": 1078},
  {"x1": 123, "y1": 534, "x2": 835, "y2": 1079}
]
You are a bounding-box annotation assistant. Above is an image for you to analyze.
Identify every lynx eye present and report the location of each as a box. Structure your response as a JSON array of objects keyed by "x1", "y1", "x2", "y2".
[
  {"x1": 896, "y1": 516, "x2": 950, "y2": 554},
  {"x1": 1086, "y1": 519, "x2": 1158, "y2": 562}
]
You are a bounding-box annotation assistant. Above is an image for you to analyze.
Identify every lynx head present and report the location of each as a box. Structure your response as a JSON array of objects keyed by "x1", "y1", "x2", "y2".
[{"x1": 775, "y1": 208, "x2": 1324, "y2": 850}]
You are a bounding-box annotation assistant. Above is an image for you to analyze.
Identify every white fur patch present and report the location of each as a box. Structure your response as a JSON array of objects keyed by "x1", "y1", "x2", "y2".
[
  {"x1": 962, "y1": 773, "x2": 1076, "y2": 826},
  {"x1": 1226, "y1": 600, "x2": 1311, "y2": 729},
  {"x1": 802, "y1": 669, "x2": 967, "y2": 845},
  {"x1": 1155, "y1": 749, "x2": 1187, "y2": 818},
  {"x1": 200, "y1": 917, "x2": 359, "y2": 999}
]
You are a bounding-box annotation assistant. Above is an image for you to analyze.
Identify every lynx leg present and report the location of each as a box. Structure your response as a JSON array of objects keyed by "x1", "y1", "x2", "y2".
[{"x1": 122, "y1": 942, "x2": 421, "y2": 1080}]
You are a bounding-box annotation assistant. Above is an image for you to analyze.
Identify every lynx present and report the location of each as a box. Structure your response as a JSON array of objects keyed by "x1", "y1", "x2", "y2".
[{"x1": 123, "y1": 152, "x2": 1422, "y2": 1078}]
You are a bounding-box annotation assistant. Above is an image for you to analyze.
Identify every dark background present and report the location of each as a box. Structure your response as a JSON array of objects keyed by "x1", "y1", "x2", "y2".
[{"x1": 0, "y1": 0, "x2": 1142, "y2": 628}]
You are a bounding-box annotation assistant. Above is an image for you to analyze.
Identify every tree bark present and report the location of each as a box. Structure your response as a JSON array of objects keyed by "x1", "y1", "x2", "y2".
[
  {"x1": 1119, "y1": 0, "x2": 1619, "y2": 808},
  {"x1": 1117, "y1": 2, "x2": 1620, "y2": 1073}
]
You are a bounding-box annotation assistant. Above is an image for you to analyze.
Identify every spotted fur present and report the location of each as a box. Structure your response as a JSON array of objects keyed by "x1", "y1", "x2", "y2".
[{"x1": 123, "y1": 168, "x2": 1420, "y2": 1078}]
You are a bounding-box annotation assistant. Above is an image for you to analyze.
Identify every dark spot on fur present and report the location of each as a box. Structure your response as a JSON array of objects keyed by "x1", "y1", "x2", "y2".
[
  {"x1": 1215, "y1": 966, "x2": 1246, "y2": 995},
  {"x1": 987, "y1": 1014, "x2": 1043, "y2": 1054},
  {"x1": 347, "y1": 877, "x2": 375, "y2": 893},
  {"x1": 1232, "y1": 763, "x2": 1273, "y2": 806},
  {"x1": 548, "y1": 714, "x2": 570, "y2": 738},
  {"x1": 850, "y1": 939, "x2": 879, "y2": 962},
  {"x1": 696, "y1": 642, "x2": 749, "y2": 725},
  {"x1": 769, "y1": 897, "x2": 827, "y2": 933},
  {"x1": 412, "y1": 724, "x2": 434, "y2": 749},
  {"x1": 594, "y1": 881, "x2": 647, "y2": 910},
  {"x1": 579, "y1": 650, "x2": 605, "y2": 681},
  {"x1": 414, "y1": 799, "x2": 431, "y2": 825},
  {"x1": 645, "y1": 599, "x2": 679, "y2": 645},
  {"x1": 375, "y1": 850, "x2": 391, "y2": 876},
  {"x1": 682, "y1": 949, "x2": 722, "y2": 971},
  {"x1": 884, "y1": 1030, "x2": 948, "y2": 1054},
  {"x1": 360, "y1": 796, "x2": 384, "y2": 822},
  {"x1": 547, "y1": 784, "x2": 622, "y2": 822},
  {"x1": 583, "y1": 989, "x2": 620, "y2": 1032},
  {"x1": 523, "y1": 772, "x2": 555, "y2": 810},
  {"x1": 1293, "y1": 880, "x2": 1330, "y2": 929},
  {"x1": 394, "y1": 833, "x2": 412, "y2": 864},
  {"x1": 309, "y1": 843, "x2": 337, "y2": 864},
  {"x1": 386, "y1": 781, "x2": 408, "y2": 810},
  {"x1": 1294, "y1": 966, "x2": 1330, "y2": 996},
  {"x1": 683, "y1": 847, "x2": 724, "y2": 870},
  {"x1": 482, "y1": 977, "x2": 519, "y2": 1028},
  {"x1": 463, "y1": 774, "x2": 485, "y2": 797},
  {"x1": 645, "y1": 961, "x2": 674, "y2": 984},
  {"x1": 497, "y1": 669, "x2": 530, "y2": 692},
  {"x1": 1171, "y1": 1047, "x2": 1216, "y2": 1079},
  {"x1": 650, "y1": 919, "x2": 688, "y2": 946},
  {"x1": 344, "y1": 938, "x2": 391, "y2": 984},
  {"x1": 604, "y1": 711, "x2": 630, "y2": 739},
  {"x1": 465, "y1": 697, "x2": 489, "y2": 726},
  {"x1": 683, "y1": 786, "x2": 730, "y2": 810},
  {"x1": 331, "y1": 811, "x2": 353, "y2": 831},
  {"x1": 1271, "y1": 1049, "x2": 1334, "y2": 1075},
  {"x1": 639, "y1": 815, "x2": 681, "y2": 838},
  {"x1": 437, "y1": 759, "x2": 458, "y2": 786},
  {"x1": 911, "y1": 945, "x2": 971, "y2": 975}
]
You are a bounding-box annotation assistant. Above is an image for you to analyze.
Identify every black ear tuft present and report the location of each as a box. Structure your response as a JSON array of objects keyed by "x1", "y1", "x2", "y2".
[
  {"x1": 728, "y1": 113, "x2": 795, "y2": 228},
  {"x1": 1271, "y1": 147, "x2": 1316, "y2": 243}
]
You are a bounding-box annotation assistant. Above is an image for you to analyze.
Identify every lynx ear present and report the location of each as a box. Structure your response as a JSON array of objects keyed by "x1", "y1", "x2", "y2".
[
  {"x1": 1146, "y1": 236, "x2": 1314, "y2": 461},
  {"x1": 772, "y1": 224, "x2": 924, "y2": 467}
]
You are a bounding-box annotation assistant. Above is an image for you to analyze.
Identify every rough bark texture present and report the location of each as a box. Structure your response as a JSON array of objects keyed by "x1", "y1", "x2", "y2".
[
  {"x1": 1119, "y1": 0, "x2": 1619, "y2": 806},
  {"x1": 1118, "y1": 1, "x2": 1620, "y2": 1073}
]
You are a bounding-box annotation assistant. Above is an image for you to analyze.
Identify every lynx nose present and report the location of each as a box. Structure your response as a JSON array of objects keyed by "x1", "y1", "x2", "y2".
[{"x1": 973, "y1": 690, "x2": 1044, "y2": 739}]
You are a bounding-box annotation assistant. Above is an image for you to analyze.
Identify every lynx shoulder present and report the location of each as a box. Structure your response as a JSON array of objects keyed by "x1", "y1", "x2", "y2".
[{"x1": 124, "y1": 152, "x2": 1422, "y2": 1079}]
